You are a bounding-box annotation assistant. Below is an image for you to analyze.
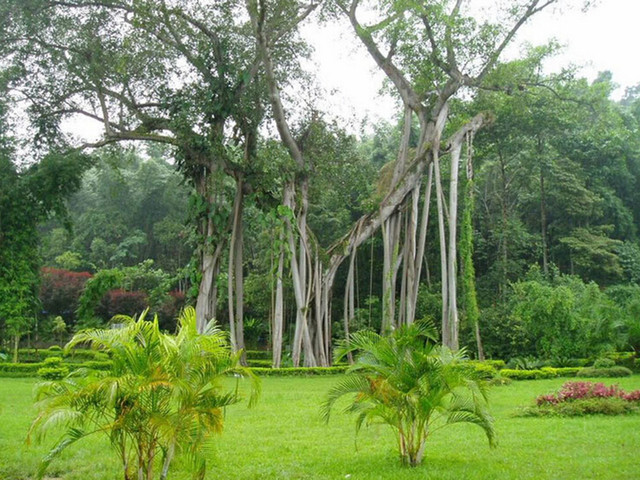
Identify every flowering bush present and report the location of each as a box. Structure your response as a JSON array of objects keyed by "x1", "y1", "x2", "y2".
[
  {"x1": 537, "y1": 381, "x2": 640, "y2": 406},
  {"x1": 523, "y1": 381, "x2": 640, "y2": 416}
]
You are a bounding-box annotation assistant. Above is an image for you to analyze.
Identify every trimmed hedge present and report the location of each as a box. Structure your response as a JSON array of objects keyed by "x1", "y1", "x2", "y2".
[
  {"x1": 246, "y1": 359, "x2": 273, "y2": 368},
  {"x1": 604, "y1": 351, "x2": 636, "y2": 371},
  {"x1": 6, "y1": 347, "x2": 109, "y2": 363},
  {"x1": 245, "y1": 350, "x2": 271, "y2": 360},
  {"x1": 500, "y1": 369, "x2": 556, "y2": 380},
  {"x1": 480, "y1": 359, "x2": 506, "y2": 370},
  {"x1": 456, "y1": 362, "x2": 498, "y2": 379},
  {"x1": 499, "y1": 367, "x2": 582, "y2": 381},
  {"x1": 250, "y1": 366, "x2": 349, "y2": 376},
  {"x1": 0, "y1": 360, "x2": 113, "y2": 377},
  {"x1": 576, "y1": 366, "x2": 633, "y2": 378}
]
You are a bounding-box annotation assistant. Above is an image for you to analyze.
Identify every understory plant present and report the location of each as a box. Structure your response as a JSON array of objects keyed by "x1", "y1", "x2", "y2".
[
  {"x1": 28, "y1": 307, "x2": 259, "y2": 480},
  {"x1": 321, "y1": 322, "x2": 496, "y2": 467},
  {"x1": 524, "y1": 381, "x2": 640, "y2": 416}
]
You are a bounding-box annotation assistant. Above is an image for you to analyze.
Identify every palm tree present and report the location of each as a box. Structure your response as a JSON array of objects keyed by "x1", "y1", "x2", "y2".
[
  {"x1": 321, "y1": 322, "x2": 495, "y2": 467},
  {"x1": 28, "y1": 307, "x2": 260, "y2": 480}
]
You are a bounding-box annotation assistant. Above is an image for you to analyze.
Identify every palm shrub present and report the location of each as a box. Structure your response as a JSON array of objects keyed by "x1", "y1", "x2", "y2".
[
  {"x1": 28, "y1": 307, "x2": 259, "y2": 480},
  {"x1": 321, "y1": 322, "x2": 496, "y2": 467}
]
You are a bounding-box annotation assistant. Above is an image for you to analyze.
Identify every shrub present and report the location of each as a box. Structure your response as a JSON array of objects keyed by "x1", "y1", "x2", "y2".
[
  {"x1": 246, "y1": 359, "x2": 273, "y2": 368},
  {"x1": 39, "y1": 268, "x2": 92, "y2": 325},
  {"x1": 15, "y1": 348, "x2": 108, "y2": 363},
  {"x1": 524, "y1": 398, "x2": 638, "y2": 417},
  {"x1": 245, "y1": 350, "x2": 271, "y2": 360},
  {"x1": 0, "y1": 360, "x2": 114, "y2": 378},
  {"x1": 0, "y1": 363, "x2": 42, "y2": 376},
  {"x1": 576, "y1": 366, "x2": 633, "y2": 378},
  {"x1": 99, "y1": 289, "x2": 149, "y2": 319},
  {"x1": 43, "y1": 356, "x2": 63, "y2": 366},
  {"x1": 483, "y1": 359, "x2": 506, "y2": 370},
  {"x1": 605, "y1": 352, "x2": 636, "y2": 370},
  {"x1": 500, "y1": 369, "x2": 555, "y2": 380},
  {"x1": 37, "y1": 365, "x2": 69, "y2": 380},
  {"x1": 457, "y1": 361, "x2": 498, "y2": 380},
  {"x1": 155, "y1": 290, "x2": 186, "y2": 331},
  {"x1": 525, "y1": 381, "x2": 640, "y2": 416},
  {"x1": 593, "y1": 358, "x2": 615, "y2": 369},
  {"x1": 251, "y1": 366, "x2": 348, "y2": 376}
]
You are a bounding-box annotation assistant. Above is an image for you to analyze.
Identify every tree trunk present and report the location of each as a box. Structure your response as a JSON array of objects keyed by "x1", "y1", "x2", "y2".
[
  {"x1": 343, "y1": 249, "x2": 356, "y2": 362},
  {"x1": 539, "y1": 137, "x2": 549, "y2": 276},
  {"x1": 272, "y1": 238, "x2": 285, "y2": 368},
  {"x1": 12, "y1": 334, "x2": 20, "y2": 363},
  {"x1": 283, "y1": 181, "x2": 316, "y2": 367},
  {"x1": 227, "y1": 176, "x2": 246, "y2": 359},
  {"x1": 540, "y1": 168, "x2": 549, "y2": 276},
  {"x1": 434, "y1": 146, "x2": 449, "y2": 346},
  {"x1": 446, "y1": 132, "x2": 464, "y2": 351},
  {"x1": 409, "y1": 163, "x2": 434, "y2": 323}
]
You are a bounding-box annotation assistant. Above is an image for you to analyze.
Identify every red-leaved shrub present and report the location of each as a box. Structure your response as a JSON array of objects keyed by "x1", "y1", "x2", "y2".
[
  {"x1": 39, "y1": 268, "x2": 92, "y2": 323},
  {"x1": 537, "y1": 381, "x2": 640, "y2": 406},
  {"x1": 98, "y1": 289, "x2": 149, "y2": 320}
]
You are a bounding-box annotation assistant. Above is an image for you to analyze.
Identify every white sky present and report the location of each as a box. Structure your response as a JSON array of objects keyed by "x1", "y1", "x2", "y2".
[
  {"x1": 301, "y1": 0, "x2": 640, "y2": 128},
  {"x1": 64, "y1": 0, "x2": 640, "y2": 141}
]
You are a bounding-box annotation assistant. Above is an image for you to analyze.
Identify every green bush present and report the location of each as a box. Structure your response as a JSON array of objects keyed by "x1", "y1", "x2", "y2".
[
  {"x1": 457, "y1": 362, "x2": 498, "y2": 379},
  {"x1": 576, "y1": 366, "x2": 633, "y2": 378},
  {"x1": 593, "y1": 358, "x2": 616, "y2": 369},
  {"x1": 500, "y1": 369, "x2": 556, "y2": 380},
  {"x1": 250, "y1": 366, "x2": 348, "y2": 376},
  {"x1": 605, "y1": 352, "x2": 636, "y2": 370},
  {"x1": 522, "y1": 397, "x2": 639, "y2": 417},
  {"x1": 0, "y1": 359, "x2": 113, "y2": 377},
  {"x1": 488, "y1": 376, "x2": 512, "y2": 386},
  {"x1": 483, "y1": 359, "x2": 506, "y2": 370},
  {"x1": 245, "y1": 350, "x2": 271, "y2": 360},
  {"x1": 0, "y1": 363, "x2": 42, "y2": 376},
  {"x1": 14, "y1": 348, "x2": 108, "y2": 363},
  {"x1": 246, "y1": 359, "x2": 272, "y2": 368},
  {"x1": 43, "y1": 356, "x2": 63, "y2": 366},
  {"x1": 37, "y1": 365, "x2": 69, "y2": 380},
  {"x1": 545, "y1": 367, "x2": 581, "y2": 377}
]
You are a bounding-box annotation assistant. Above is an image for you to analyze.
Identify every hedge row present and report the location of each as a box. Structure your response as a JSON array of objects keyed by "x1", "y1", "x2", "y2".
[
  {"x1": 0, "y1": 360, "x2": 113, "y2": 377},
  {"x1": 250, "y1": 366, "x2": 349, "y2": 376},
  {"x1": 500, "y1": 367, "x2": 582, "y2": 380},
  {"x1": 245, "y1": 350, "x2": 271, "y2": 360},
  {"x1": 2, "y1": 347, "x2": 109, "y2": 363},
  {"x1": 576, "y1": 366, "x2": 633, "y2": 378},
  {"x1": 246, "y1": 359, "x2": 272, "y2": 368}
]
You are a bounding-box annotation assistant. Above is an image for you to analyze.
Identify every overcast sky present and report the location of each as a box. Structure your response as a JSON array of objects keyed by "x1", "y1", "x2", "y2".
[
  {"x1": 63, "y1": 1, "x2": 639, "y2": 141},
  {"x1": 302, "y1": 0, "x2": 640, "y2": 128}
]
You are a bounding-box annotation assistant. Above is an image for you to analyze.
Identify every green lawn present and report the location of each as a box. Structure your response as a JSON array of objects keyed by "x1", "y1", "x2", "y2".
[{"x1": 1, "y1": 375, "x2": 640, "y2": 479}]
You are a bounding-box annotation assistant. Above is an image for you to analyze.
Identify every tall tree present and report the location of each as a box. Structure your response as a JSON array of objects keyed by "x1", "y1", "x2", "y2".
[
  {"x1": 0, "y1": 87, "x2": 89, "y2": 358},
  {"x1": 1, "y1": 0, "x2": 278, "y2": 345}
]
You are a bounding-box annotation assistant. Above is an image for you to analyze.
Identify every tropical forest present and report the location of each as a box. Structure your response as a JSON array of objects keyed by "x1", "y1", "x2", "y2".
[{"x1": 0, "y1": 0, "x2": 639, "y2": 479}]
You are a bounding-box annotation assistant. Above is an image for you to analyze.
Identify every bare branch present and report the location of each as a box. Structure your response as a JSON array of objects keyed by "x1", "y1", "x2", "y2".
[
  {"x1": 474, "y1": 0, "x2": 558, "y2": 83},
  {"x1": 346, "y1": 0, "x2": 423, "y2": 113}
]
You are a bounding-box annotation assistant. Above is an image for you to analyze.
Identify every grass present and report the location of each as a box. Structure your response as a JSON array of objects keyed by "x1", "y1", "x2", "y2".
[{"x1": 1, "y1": 375, "x2": 640, "y2": 479}]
